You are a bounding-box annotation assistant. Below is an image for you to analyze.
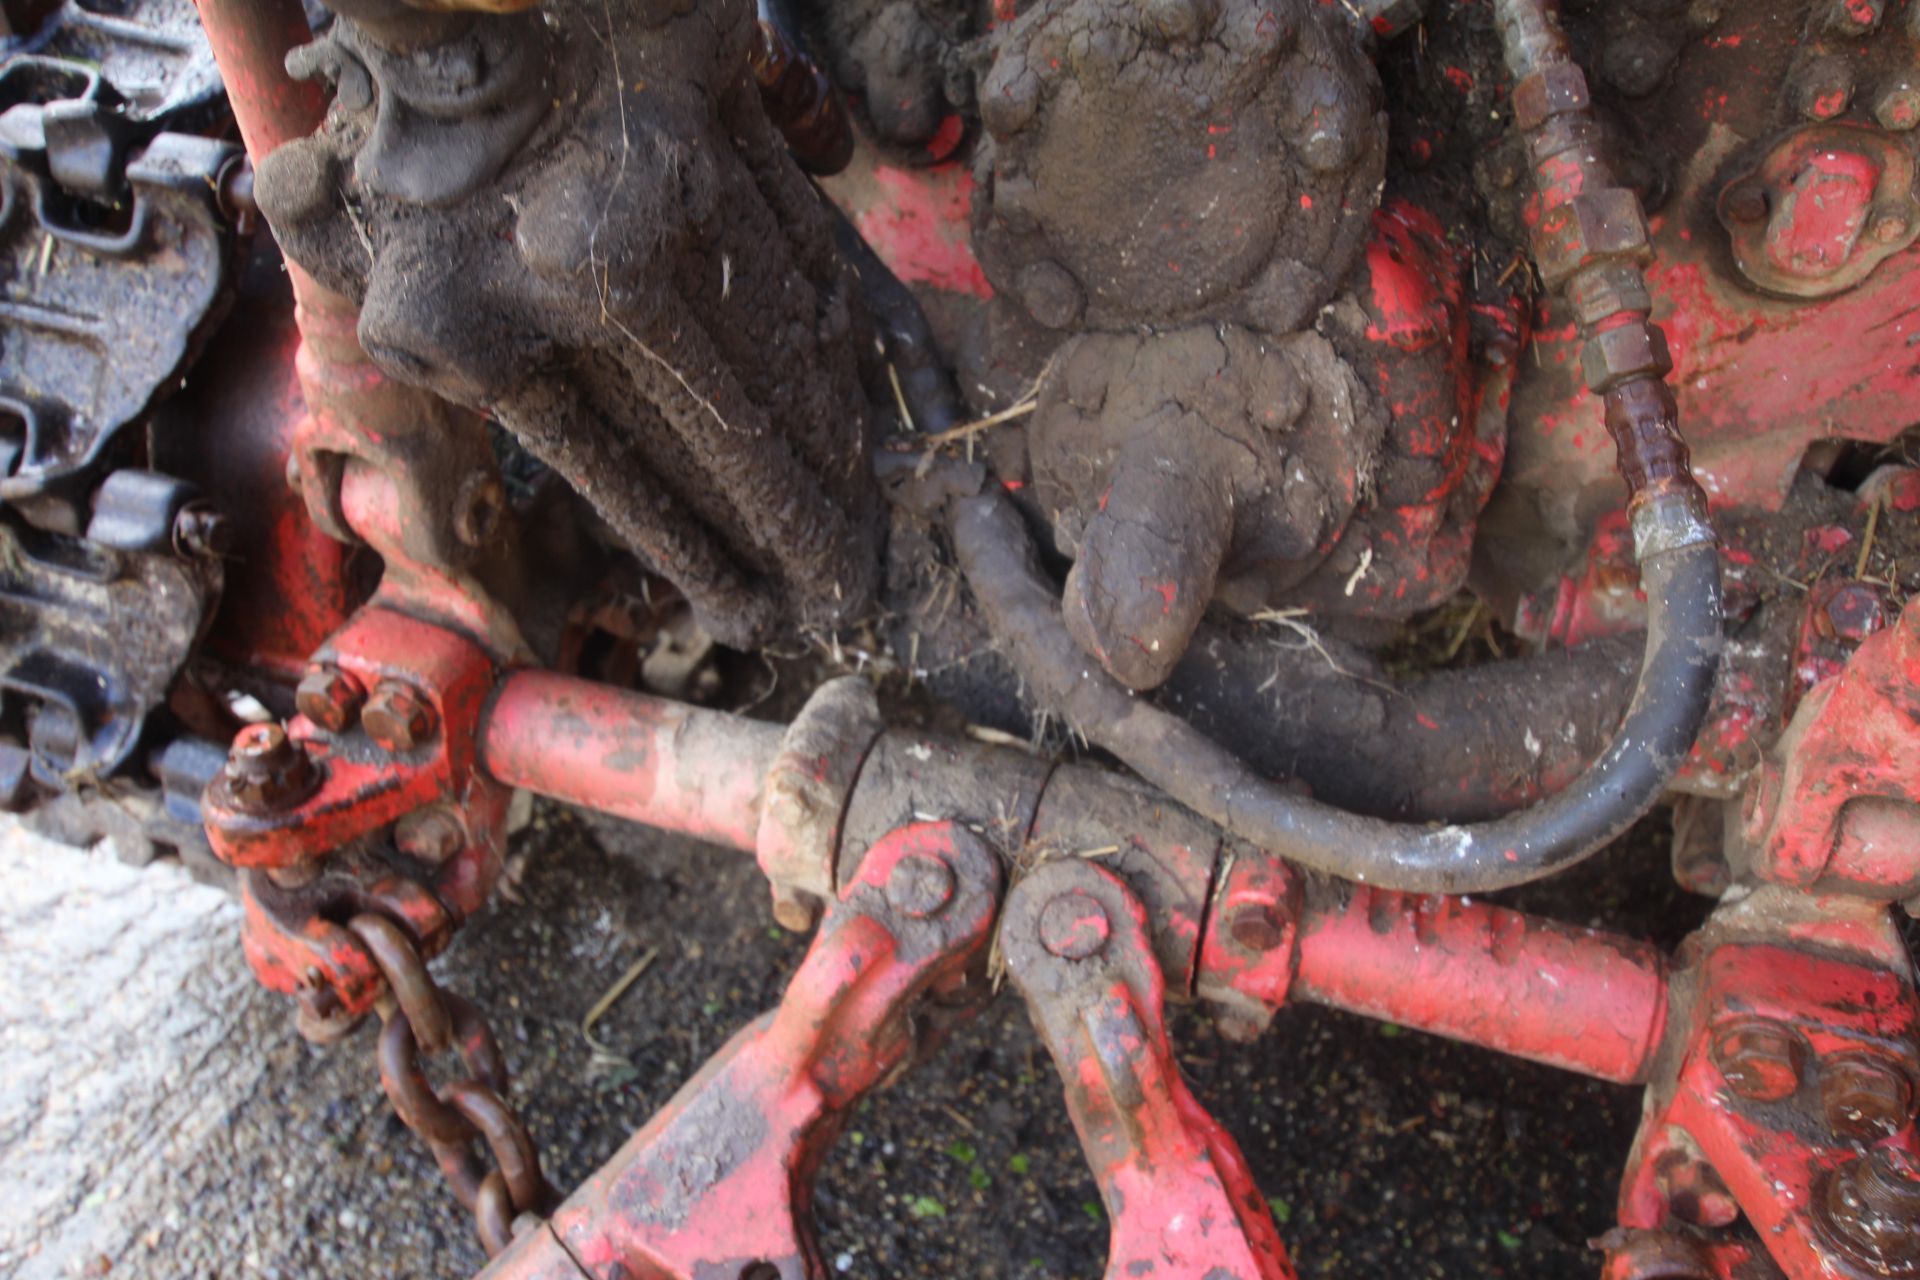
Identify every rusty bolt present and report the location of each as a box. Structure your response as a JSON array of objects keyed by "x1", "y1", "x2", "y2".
[
  {"x1": 1038, "y1": 891, "x2": 1111, "y2": 960},
  {"x1": 394, "y1": 806, "x2": 466, "y2": 864},
  {"x1": 1822, "y1": 1054, "x2": 1916, "y2": 1143},
  {"x1": 215, "y1": 722, "x2": 320, "y2": 815},
  {"x1": 1815, "y1": 1148, "x2": 1920, "y2": 1271},
  {"x1": 362, "y1": 681, "x2": 437, "y2": 753},
  {"x1": 772, "y1": 891, "x2": 823, "y2": 934},
  {"x1": 295, "y1": 664, "x2": 366, "y2": 734},
  {"x1": 886, "y1": 853, "x2": 955, "y2": 919},
  {"x1": 1819, "y1": 581, "x2": 1889, "y2": 642},
  {"x1": 172, "y1": 506, "x2": 230, "y2": 559},
  {"x1": 1827, "y1": 0, "x2": 1884, "y2": 35},
  {"x1": 1875, "y1": 80, "x2": 1920, "y2": 132},
  {"x1": 1711, "y1": 1019, "x2": 1807, "y2": 1102},
  {"x1": 1228, "y1": 903, "x2": 1289, "y2": 953},
  {"x1": 1796, "y1": 57, "x2": 1857, "y2": 121},
  {"x1": 1512, "y1": 63, "x2": 1591, "y2": 131}
]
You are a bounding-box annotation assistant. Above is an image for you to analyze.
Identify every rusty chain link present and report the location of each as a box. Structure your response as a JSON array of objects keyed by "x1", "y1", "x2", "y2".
[{"x1": 346, "y1": 913, "x2": 556, "y2": 1257}]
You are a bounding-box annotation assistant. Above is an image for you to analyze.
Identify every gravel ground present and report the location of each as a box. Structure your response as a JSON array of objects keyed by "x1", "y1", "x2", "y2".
[{"x1": 0, "y1": 797, "x2": 1707, "y2": 1280}]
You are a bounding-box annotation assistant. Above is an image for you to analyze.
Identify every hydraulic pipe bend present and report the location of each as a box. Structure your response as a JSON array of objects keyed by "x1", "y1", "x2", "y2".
[{"x1": 947, "y1": 0, "x2": 1724, "y2": 896}]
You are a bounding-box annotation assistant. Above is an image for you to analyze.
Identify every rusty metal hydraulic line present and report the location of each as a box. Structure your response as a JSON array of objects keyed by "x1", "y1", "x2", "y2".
[{"x1": 943, "y1": 0, "x2": 1723, "y2": 897}]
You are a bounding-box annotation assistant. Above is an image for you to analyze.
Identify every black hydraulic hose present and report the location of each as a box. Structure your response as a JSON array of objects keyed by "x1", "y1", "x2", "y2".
[
  {"x1": 951, "y1": 488, "x2": 1720, "y2": 894},
  {"x1": 943, "y1": 0, "x2": 1724, "y2": 895},
  {"x1": 830, "y1": 209, "x2": 969, "y2": 436}
]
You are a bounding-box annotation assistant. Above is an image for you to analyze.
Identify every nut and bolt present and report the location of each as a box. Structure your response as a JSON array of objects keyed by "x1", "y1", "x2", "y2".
[
  {"x1": 1818, "y1": 581, "x2": 1890, "y2": 642},
  {"x1": 394, "y1": 806, "x2": 467, "y2": 865},
  {"x1": 1711, "y1": 1018, "x2": 1807, "y2": 1102},
  {"x1": 1815, "y1": 1148, "x2": 1920, "y2": 1271},
  {"x1": 886, "y1": 853, "x2": 955, "y2": 919},
  {"x1": 1228, "y1": 903, "x2": 1289, "y2": 953},
  {"x1": 295, "y1": 664, "x2": 367, "y2": 734},
  {"x1": 1038, "y1": 891, "x2": 1111, "y2": 960},
  {"x1": 1822, "y1": 1054, "x2": 1916, "y2": 1143},
  {"x1": 216, "y1": 722, "x2": 320, "y2": 815},
  {"x1": 362, "y1": 681, "x2": 437, "y2": 753}
]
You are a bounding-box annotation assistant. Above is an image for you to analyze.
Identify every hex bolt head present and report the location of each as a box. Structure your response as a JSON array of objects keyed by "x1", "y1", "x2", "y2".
[
  {"x1": 1822, "y1": 1055, "x2": 1916, "y2": 1143},
  {"x1": 1038, "y1": 891, "x2": 1111, "y2": 960},
  {"x1": 886, "y1": 853, "x2": 955, "y2": 919},
  {"x1": 296, "y1": 664, "x2": 367, "y2": 734},
  {"x1": 362, "y1": 681, "x2": 437, "y2": 753},
  {"x1": 1712, "y1": 1019, "x2": 1807, "y2": 1102},
  {"x1": 1820, "y1": 582, "x2": 1889, "y2": 641},
  {"x1": 1876, "y1": 80, "x2": 1920, "y2": 132},
  {"x1": 217, "y1": 722, "x2": 320, "y2": 815},
  {"x1": 394, "y1": 806, "x2": 466, "y2": 865},
  {"x1": 1796, "y1": 57, "x2": 1857, "y2": 121}
]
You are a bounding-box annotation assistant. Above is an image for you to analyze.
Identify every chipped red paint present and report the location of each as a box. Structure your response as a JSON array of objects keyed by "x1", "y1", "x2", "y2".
[
  {"x1": 481, "y1": 823, "x2": 1003, "y2": 1280},
  {"x1": 851, "y1": 164, "x2": 993, "y2": 299},
  {"x1": 1508, "y1": 219, "x2": 1920, "y2": 514},
  {"x1": 1746, "y1": 595, "x2": 1920, "y2": 898},
  {"x1": 1615, "y1": 901, "x2": 1920, "y2": 1280},
  {"x1": 1290, "y1": 882, "x2": 1668, "y2": 1084},
  {"x1": 482, "y1": 670, "x2": 782, "y2": 854}
]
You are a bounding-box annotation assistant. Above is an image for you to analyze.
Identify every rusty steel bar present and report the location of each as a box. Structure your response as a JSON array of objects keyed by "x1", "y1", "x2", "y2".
[
  {"x1": 1292, "y1": 881, "x2": 1669, "y2": 1084},
  {"x1": 480, "y1": 670, "x2": 781, "y2": 855}
]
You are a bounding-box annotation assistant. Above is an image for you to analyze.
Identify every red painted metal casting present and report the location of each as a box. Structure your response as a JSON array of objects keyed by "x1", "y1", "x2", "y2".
[
  {"x1": 1004, "y1": 858, "x2": 1297, "y2": 1280},
  {"x1": 480, "y1": 822, "x2": 1003, "y2": 1279}
]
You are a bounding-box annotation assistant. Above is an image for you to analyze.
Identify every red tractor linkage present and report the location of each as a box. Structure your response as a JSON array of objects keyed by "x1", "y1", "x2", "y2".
[{"x1": 177, "y1": 1, "x2": 1920, "y2": 1277}]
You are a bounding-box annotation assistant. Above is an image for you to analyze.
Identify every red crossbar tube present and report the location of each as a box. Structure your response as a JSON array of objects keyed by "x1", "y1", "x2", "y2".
[
  {"x1": 481, "y1": 670, "x2": 780, "y2": 855},
  {"x1": 1293, "y1": 881, "x2": 1669, "y2": 1084}
]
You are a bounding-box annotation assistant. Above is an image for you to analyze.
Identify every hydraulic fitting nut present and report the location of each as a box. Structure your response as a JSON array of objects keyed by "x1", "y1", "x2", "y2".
[
  {"x1": 1534, "y1": 188, "x2": 1651, "y2": 289},
  {"x1": 1513, "y1": 64, "x2": 1591, "y2": 131},
  {"x1": 1821, "y1": 1054, "x2": 1916, "y2": 1143},
  {"x1": 1566, "y1": 261, "x2": 1653, "y2": 329},
  {"x1": 1711, "y1": 1018, "x2": 1807, "y2": 1102},
  {"x1": 1581, "y1": 322, "x2": 1673, "y2": 395},
  {"x1": 362, "y1": 681, "x2": 437, "y2": 753},
  {"x1": 296, "y1": 664, "x2": 367, "y2": 734}
]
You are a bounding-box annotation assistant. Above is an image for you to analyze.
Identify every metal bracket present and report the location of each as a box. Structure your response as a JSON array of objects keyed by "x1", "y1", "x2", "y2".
[
  {"x1": 482, "y1": 821, "x2": 1003, "y2": 1279},
  {"x1": 1002, "y1": 857, "x2": 1297, "y2": 1280}
]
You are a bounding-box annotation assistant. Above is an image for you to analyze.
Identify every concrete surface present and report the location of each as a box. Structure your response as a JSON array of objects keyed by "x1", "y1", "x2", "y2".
[{"x1": 0, "y1": 805, "x2": 1710, "y2": 1279}]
